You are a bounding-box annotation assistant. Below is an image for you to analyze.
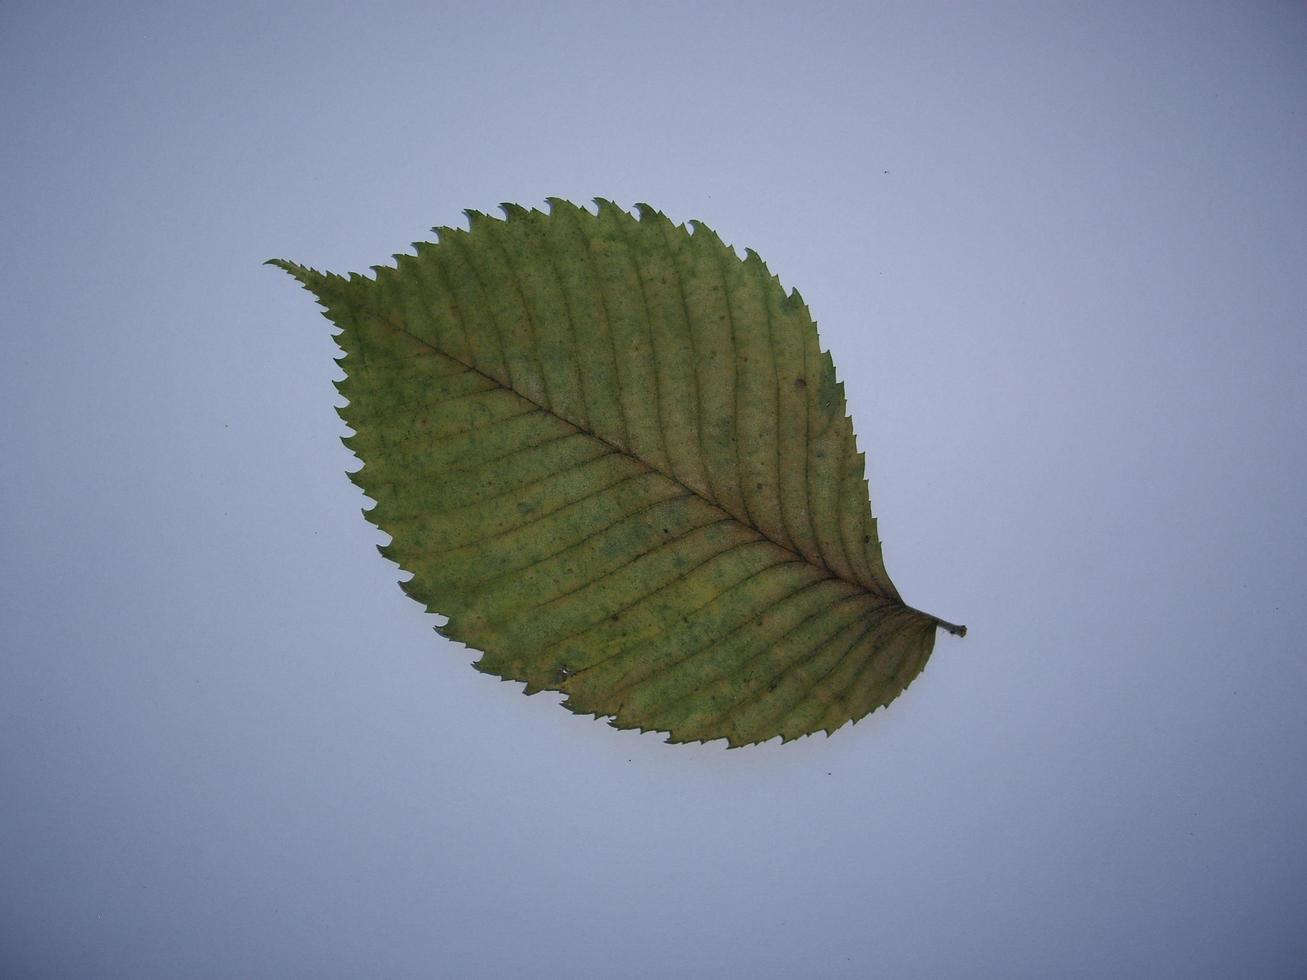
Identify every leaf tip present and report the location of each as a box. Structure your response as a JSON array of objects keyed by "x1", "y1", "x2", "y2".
[
  {"x1": 267, "y1": 259, "x2": 339, "y2": 304},
  {"x1": 266, "y1": 257, "x2": 312, "y2": 281}
]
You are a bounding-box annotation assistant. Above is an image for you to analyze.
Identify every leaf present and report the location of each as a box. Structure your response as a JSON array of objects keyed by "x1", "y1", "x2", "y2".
[{"x1": 271, "y1": 199, "x2": 963, "y2": 746}]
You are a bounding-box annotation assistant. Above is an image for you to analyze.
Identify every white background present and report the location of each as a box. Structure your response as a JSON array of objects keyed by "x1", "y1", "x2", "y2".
[{"x1": 3, "y1": 2, "x2": 1305, "y2": 977}]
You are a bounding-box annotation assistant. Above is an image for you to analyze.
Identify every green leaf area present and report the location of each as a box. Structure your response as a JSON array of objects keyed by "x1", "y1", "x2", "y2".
[{"x1": 272, "y1": 199, "x2": 962, "y2": 747}]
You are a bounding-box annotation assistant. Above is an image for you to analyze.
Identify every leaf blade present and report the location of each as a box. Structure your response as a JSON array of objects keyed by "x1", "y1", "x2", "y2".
[{"x1": 270, "y1": 200, "x2": 960, "y2": 746}]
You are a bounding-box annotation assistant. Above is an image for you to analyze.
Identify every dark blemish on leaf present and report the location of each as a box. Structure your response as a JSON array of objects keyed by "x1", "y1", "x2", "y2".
[
  {"x1": 863, "y1": 535, "x2": 871, "y2": 544},
  {"x1": 819, "y1": 356, "x2": 839, "y2": 414},
  {"x1": 794, "y1": 377, "x2": 807, "y2": 390},
  {"x1": 517, "y1": 501, "x2": 536, "y2": 515}
]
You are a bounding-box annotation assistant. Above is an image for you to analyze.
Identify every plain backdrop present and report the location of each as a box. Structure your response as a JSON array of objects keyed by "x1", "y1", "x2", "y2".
[{"x1": 3, "y1": 2, "x2": 1305, "y2": 977}]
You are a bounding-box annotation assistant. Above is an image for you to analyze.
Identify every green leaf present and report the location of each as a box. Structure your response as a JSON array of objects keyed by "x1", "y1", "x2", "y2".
[{"x1": 271, "y1": 199, "x2": 963, "y2": 746}]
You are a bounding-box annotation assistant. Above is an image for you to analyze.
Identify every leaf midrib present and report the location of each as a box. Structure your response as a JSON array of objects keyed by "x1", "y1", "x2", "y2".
[{"x1": 364, "y1": 305, "x2": 914, "y2": 619}]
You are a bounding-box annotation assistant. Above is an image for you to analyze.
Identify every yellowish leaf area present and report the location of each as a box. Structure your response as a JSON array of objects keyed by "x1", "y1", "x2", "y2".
[{"x1": 272, "y1": 199, "x2": 962, "y2": 746}]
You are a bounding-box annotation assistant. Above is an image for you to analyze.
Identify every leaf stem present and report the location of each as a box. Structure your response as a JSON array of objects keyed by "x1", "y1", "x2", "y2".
[{"x1": 908, "y1": 608, "x2": 967, "y2": 637}]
